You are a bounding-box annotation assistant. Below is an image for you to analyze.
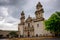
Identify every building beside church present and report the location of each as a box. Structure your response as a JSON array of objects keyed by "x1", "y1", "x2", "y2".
[{"x1": 18, "y1": 2, "x2": 52, "y2": 37}]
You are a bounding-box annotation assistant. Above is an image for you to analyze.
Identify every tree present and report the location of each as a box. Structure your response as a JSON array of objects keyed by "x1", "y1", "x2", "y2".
[
  {"x1": 44, "y1": 12, "x2": 60, "y2": 36},
  {"x1": 6, "y1": 34, "x2": 9, "y2": 38},
  {"x1": 9, "y1": 31, "x2": 18, "y2": 38},
  {"x1": 0, "y1": 35, "x2": 3, "y2": 38}
]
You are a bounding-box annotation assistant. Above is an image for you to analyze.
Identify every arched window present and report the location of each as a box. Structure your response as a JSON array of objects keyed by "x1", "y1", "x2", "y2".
[
  {"x1": 25, "y1": 27, "x2": 26, "y2": 29},
  {"x1": 36, "y1": 34, "x2": 38, "y2": 37},
  {"x1": 28, "y1": 23, "x2": 30, "y2": 27},
  {"x1": 37, "y1": 24, "x2": 39, "y2": 27},
  {"x1": 32, "y1": 25, "x2": 34, "y2": 31}
]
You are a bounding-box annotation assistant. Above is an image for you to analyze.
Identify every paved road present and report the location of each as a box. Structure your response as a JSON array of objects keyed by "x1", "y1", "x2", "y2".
[
  {"x1": 44, "y1": 38, "x2": 60, "y2": 40},
  {"x1": 0, "y1": 39, "x2": 8, "y2": 40},
  {"x1": 0, "y1": 38, "x2": 60, "y2": 40}
]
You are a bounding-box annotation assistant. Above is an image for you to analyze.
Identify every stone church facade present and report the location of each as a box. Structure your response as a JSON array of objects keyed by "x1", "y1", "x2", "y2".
[{"x1": 18, "y1": 2, "x2": 52, "y2": 37}]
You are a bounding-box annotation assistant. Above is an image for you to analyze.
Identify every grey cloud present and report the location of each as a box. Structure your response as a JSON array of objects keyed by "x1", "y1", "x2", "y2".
[
  {"x1": 42, "y1": 0, "x2": 60, "y2": 19},
  {"x1": 0, "y1": 0, "x2": 28, "y2": 6},
  {"x1": 2, "y1": 0, "x2": 28, "y2": 19},
  {"x1": 4, "y1": 16, "x2": 19, "y2": 23},
  {"x1": 0, "y1": 0, "x2": 18, "y2": 6},
  {"x1": 0, "y1": 0, "x2": 60, "y2": 30}
]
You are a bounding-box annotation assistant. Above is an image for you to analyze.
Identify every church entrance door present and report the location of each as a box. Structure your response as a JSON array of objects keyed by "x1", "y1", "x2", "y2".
[{"x1": 28, "y1": 32, "x2": 30, "y2": 37}]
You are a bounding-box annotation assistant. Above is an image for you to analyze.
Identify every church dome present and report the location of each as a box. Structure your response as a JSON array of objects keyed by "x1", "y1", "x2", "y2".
[
  {"x1": 26, "y1": 15, "x2": 32, "y2": 22},
  {"x1": 21, "y1": 11, "x2": 25, "y2": 15},
  {"x1": 36, "y1": 2, "x2": 42, "y2": 10}
]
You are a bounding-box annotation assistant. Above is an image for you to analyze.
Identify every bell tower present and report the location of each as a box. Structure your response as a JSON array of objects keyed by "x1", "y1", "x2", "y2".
[
  {"x1": 20, "y1": 11, "x2": 25, "y2": 24},
  {"x1": 35, "y1": 2, "x2": 44, "y2": 19}
]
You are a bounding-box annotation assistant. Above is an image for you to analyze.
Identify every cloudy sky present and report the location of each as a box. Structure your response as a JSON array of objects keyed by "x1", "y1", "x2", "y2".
[{"x1": 0, "y1": 0, "x2": 60, "y2": 31}]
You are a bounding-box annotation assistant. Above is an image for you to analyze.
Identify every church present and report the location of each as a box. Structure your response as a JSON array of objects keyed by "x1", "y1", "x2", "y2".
[{"x1": 18, "y1": 2, "x2": 52, "y2": 37}]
